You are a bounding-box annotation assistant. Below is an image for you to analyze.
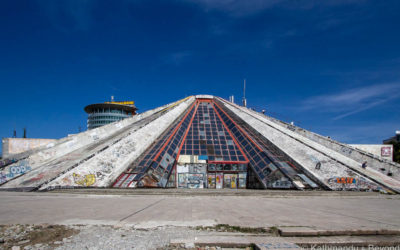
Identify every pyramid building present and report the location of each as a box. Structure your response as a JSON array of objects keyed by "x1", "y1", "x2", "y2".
[{"x1": 1, "y1": 95, "x2": 400, "y2": 193}]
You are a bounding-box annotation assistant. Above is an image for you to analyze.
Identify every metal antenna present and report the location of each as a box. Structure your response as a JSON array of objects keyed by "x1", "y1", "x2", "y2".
[
  {"x1": 242, "y1": 79, "x2": 247, "y2": 107},
  {"x1": 244, "y1": 79, "x2": 246, "y2": 99}
]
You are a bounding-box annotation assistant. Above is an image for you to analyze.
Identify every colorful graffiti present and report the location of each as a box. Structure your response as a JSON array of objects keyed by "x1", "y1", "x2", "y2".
[
  {"x1": 178, "y1": 173, "x2": 188, "y2": 188},
  {"x1": 335, "y1": 177, "x2": 356, "y2": 184},
  {"x1": 0, "y1": 158, "x2": 17, "y2": 168},
  {"x1": 4, "y1": 165, "x2": 32, "y2": 179},
  {"x1": 340, "y1": 146, "x2": 353, "y2": 155},
  {"x1": 327, "y1": 176, "x2": 381, "y2": 191},
  {"x1": 0, "y1": 163, "x2": 33, "y2": 184},
  {"x1": 73, "y1": 173, "x2": 96, "y2": 186},
  {"x1": 216, "y1": 173, "x2": 223, "y2": 189},
  {"x1": 187, "y1": 173, "x2": 204, "y2": 189},
  {"x1": 9, "y1": 166, "x2": 31, "y2": 176},
  {"x1": 61, "y1": 176, "x2": 73, "y2": 186},
  {"x1": 0, "y1": 173, "x2": 7, "y2": 183},
  {"x1": 178, "y1": 173, "x2": 205, "y2": 188},
  {"x1": 207, "y1": 174, "x2": 216, "y2": 188}
]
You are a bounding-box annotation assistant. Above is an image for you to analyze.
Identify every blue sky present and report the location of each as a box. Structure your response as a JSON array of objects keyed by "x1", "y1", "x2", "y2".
[{"x1": 1, "y1": 0, "x2": 399, "y2": 154}]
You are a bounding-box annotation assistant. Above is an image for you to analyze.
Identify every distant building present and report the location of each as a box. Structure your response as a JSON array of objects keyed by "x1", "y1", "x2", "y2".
[
  {"x1": 383, "y1": 131, "x2": 400, "y2": 144},
  {"x1": 84, "y1": 99, "x2": 137, "y2": 130}
]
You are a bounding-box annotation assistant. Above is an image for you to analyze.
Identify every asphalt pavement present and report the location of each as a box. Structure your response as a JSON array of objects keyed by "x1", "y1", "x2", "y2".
[{"x1": 0, "y1": 190, "x2": 399, "y2": 231}]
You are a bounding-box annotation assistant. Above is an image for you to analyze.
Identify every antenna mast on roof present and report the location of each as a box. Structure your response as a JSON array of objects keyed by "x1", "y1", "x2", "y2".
[{"x1": 242, "y1": 79, "x2": 247, "y2": 107}]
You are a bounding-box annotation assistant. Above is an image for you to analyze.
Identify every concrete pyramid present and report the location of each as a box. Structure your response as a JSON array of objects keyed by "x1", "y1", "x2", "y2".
[{"x1": 1, "y1": 95, "x2": 400, "y2": 193}]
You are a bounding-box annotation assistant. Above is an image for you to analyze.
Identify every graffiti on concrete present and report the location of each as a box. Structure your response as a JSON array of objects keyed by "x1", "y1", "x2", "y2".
[
  {"x1": 9, "y1": 166, "x2": 31, "y2": 177},
  {"x1": 0, "y1": 173, "x2": 7, "y2": 183},
  {"x1": 207, "y1": 174, "x2": 216, "y2": 188},
  {"x1": 178, "y1": 173, "x2": 187, "y2": 188},
  {"x1": 327, "y1": 176, "x2": 380, "y2": 191},
  {"x1": 98, "y1": 161, "x2": 114, "y2": 175},
  {"x1": 0, "y1": 162, "x2": 32, "y2": 184},
  {"x1": 0, "y1": 158, "x2": 17, "y2": 168},
  {"x1": 286, "y1": 124, "x2": 296, "y2": 132},
  {"x1": 187, "y1": 173, "x2": 204, "y2": 189},
  {"x1": 238, "y1": 173, "x2": 247, "y2": 188},
  {"x1": 335, "y1": 177, "x2": 356, "y2": 184},
  {"x1": 61, "y1": 176, "x2": 73, "y2": 186},
  {"x1": 216, "y1": 173, "x2": 223, "y2": 189},
  {"x1": 189, "y1": 164, "x2": 206, "y2": 174},
  {"x1": 73, "y1": 173, "x2": 96, "y2": 186},
  {"x1": 6, "y1": 164, "x2": 32, "y2": 178},
  {"x1": 340, "y1": 146, "x2": 353, "y2": 155},
  {"x1": 96, "y1": 172, "x2": 104, "y2": 178},
  {"x1": 178, "y1": 173, "x2": 205, "y2": 188}
]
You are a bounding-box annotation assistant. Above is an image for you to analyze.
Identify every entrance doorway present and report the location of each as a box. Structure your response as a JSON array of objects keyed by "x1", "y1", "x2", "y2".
[{"x1": 176, "y1": 163, "x2": 248, "y2": 189}]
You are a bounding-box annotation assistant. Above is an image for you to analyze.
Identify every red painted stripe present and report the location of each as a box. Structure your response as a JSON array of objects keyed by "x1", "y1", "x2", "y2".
[
  {"x1": 212, "y1": 101, "x2": 250, "y2": 163},
  {"x1": 112, "y1": 173, "x2": 129, "y2": 187},
  {"x1": 213, "y1": 101, "x2": 264, "y2": 153},
  {"x1": 175, "y1": 100, "x2": 199, "y2": 162},
  {"x1": 286, "y1": 161, "x2": 299, "y2": 170},
  {"x1": 208, "y1": 160, "x2": 248, "y2": 164},
  {"x1": 172, "y1": 100, "x2": 200, "y2": 186},
  {"x1": 118, "y1": 174, "x2": 131, "y2": 188},
  {"x1": 112, "y1": 173, "x2": 127, "y2": 187},
  {"x1": 153, "y1": 101, "x2": 196, "y2": 161},
  {"x1": 126, "y1": 174, "x2": 138, "y2": 188}
]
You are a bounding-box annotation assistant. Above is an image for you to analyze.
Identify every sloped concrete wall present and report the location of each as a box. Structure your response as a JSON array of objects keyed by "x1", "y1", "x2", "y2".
[
  {"x1": 350, "y1": 144, "x2": 393, "y2": 161},
  {"x1": 252, "y1": 109, "x2": 400, "y2": 181},
  {"x1": 39, "y1": 96, "x2": 195, "y2": 189},
  {"x1": 2, "y1": 138, "x2": 57, "y2": 158},
  {"x1": 218, "y1": 98, "x2": 400, "y2": 193},
  {"x1": 0, "y1": 98, "x2": 184, "y2": 187}
]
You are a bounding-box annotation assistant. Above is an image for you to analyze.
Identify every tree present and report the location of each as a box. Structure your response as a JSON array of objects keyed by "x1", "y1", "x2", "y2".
[
  {"x1": 386, "y1": 140, "x2": 400, "y2": 164},
  {"x1": 393, "y1": 141, "x2": 400, "y2": 164}
]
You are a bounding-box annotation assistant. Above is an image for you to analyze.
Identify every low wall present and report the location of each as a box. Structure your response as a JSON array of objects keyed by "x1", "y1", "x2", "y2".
[{"x1": 2, "y1": 138, "x2": 57, "y2": 158}]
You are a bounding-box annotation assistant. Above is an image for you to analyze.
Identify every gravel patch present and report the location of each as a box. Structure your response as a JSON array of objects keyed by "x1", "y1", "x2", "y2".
[
  {"x1": 0, "y1": 224, "x2": 255, "y2": 249},
  {"x1": 55, "y1": 225, "x2": 208, "y2": 250}
]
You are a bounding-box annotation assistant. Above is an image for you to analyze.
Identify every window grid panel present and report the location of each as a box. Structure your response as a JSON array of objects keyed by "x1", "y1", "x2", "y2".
[
  {"x1": 180, "y1": 100, "x2": 246, "y2": 163},
  {"x1": 213, "y1": 102, "x2": 283, "y2": 188},
  {"x1": 214, "y1": 99, "x2": 301, "y2": 183},
  {"x1": 131, "y1": 104, "x2": 197, "y2": 183},
  {"x1": 115, "y1": 102, "x2": 196, "y2": 185}
]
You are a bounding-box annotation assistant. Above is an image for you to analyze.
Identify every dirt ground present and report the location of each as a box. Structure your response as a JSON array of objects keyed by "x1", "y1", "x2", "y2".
[{"x1": 0, "y1": 224, "x2": 78, "y2": 249}]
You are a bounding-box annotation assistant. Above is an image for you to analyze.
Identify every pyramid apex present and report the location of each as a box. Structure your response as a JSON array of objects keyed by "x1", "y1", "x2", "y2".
[{"x1": 195, "y1": 94, "x2": 214, "y2": 99}]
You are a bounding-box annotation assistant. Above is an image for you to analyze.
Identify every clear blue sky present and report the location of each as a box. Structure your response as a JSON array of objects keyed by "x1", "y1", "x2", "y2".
[{"x1": 1, "y1": 0, "x2": 399, "y2": 154}]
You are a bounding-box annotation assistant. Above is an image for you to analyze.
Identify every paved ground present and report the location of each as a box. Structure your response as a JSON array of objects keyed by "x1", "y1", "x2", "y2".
[{"x1": 0, "y1": 190, "x2": 399, "y2": 231}]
